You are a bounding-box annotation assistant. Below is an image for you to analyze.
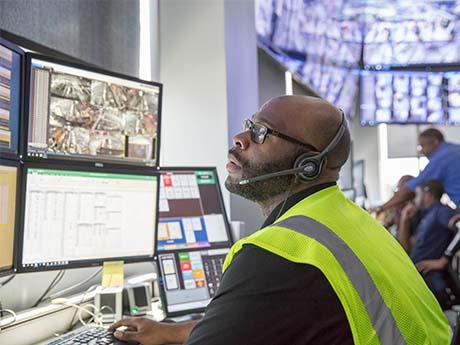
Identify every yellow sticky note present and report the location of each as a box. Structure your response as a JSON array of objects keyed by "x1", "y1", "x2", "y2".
[{"x1": 102, "y1": 261, "x2": 124, "y2": 287}]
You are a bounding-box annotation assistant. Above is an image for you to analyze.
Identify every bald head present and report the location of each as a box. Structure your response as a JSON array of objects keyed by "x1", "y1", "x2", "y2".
[{"x1": 255, "y1": 95, "x2": 351, "y2": 175}]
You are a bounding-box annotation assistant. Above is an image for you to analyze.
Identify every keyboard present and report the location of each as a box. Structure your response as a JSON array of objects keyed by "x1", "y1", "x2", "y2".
[{"x1": 44, "y1": 326, "x2": 132, "y2": 345}]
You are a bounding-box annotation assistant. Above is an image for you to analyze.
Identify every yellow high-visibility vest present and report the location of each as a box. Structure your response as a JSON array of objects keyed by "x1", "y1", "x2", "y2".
[{"x1": 223, "y1": 185, "x2": 450, "y2": 344}]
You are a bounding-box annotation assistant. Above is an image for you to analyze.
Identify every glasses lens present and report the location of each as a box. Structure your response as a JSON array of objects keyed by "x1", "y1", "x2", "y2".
[
  {"x1": 253, "y1": 123, "x2": 267, "y2": 144},
  {"x1": 243, "y1": 119, "x2": 252, "y2": 131},
  {"x1": 243, "y1": 119, "x2": 268, "y2": 144}
]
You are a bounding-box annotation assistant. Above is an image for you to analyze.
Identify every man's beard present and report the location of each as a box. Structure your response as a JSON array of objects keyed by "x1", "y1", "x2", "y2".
[{"x1": 225, "y1": 148, "x2": 298, "y2": 202}]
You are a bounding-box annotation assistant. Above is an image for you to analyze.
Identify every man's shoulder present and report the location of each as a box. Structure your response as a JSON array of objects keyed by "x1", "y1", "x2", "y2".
[
  {"x1": 436, "y1": 204, "x2": 455, "y2": 218},
  {"x1": 441, "y1": 142, "x2": 460, "y2": 155}
]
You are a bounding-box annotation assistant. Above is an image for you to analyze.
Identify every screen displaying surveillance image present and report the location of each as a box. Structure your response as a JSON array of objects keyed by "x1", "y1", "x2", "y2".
[
  {"x1": 27, "y1": 57, "x2": 161, "y2": 165},
  {"x1": 0, "y1": 42, "x2": 21, "y2": 154},
  {"x1": 301, "y1": 62, "x2": 359, "y2": 116},
  {"x1": 360, "y1": 69, "x2": 460, "y2": 125},
  {"x1": 362, "y1": 1, "x2": 460, "y2": 66}
]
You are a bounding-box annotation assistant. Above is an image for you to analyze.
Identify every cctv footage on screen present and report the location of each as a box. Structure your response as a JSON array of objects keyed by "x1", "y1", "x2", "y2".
[{"x1": 27, "y1": 58, "x2": 161, "y2": 165}]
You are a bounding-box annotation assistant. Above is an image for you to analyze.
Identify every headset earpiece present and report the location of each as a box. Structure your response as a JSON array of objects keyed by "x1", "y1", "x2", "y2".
[{"x1": 293, "y1": 152, "x2": 325, "y2": 182}]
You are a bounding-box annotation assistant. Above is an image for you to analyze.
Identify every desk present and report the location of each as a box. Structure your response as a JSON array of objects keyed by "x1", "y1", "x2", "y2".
[{"x1": 0, "y1": 275, "x2": 162, "y2": 345}]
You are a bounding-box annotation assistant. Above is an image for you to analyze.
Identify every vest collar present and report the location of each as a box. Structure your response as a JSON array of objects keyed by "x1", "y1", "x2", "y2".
[{"x1": 261, "y1": 182, "x2": 337, "y2": 229}]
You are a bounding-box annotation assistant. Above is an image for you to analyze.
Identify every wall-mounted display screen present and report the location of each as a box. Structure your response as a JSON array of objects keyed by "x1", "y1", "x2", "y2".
[
  {"x1": 360, "y1": 69, "x2": 460, "y2": 125},
  {"x1": 363, "y1": 2, "x2": 460, "y2": 67},
  {"x1": 301, "y1": 63, "x2": 359, "y2": 116}
]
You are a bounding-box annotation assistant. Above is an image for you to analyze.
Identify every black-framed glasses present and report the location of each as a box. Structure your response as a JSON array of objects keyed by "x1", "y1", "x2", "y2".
[{"x1": 243, "y1": 118, "x2": 319, "y2": 151}]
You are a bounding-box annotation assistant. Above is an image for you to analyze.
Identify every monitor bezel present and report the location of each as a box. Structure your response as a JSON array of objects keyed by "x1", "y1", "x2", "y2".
[
  {"x1": 0, "y1": 35, "x2": 25, "y2": 159},
  {"x1": 0, "y1": 158, "x2": 21, "y2": 277},
  {"x1": 15, "y1": 160, "x2": 160, "y2": 273},
  {"x1": 22, "y1": 52, "x2": 163, "y2": 167},
  {"x1": 156, "y1": 248, "x2": 231, "y2": 318},
  {"x1": 155, "y1": 166, "x2": 234, "y2": 255}
]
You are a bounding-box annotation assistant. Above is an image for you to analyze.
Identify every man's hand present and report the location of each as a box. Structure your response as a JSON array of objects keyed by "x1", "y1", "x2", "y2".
[
  {"x1": 416, "y1": 257, "x2": 449, "y2": 275},
  {"x1": 369, "y1": 206, "x2": 384, "y2": 215},
  {"x1": 108, "y1": 317, "x2": 198, "y2": 345},
  {"x1": 401, "y1": 202, "x2": 417, "y2": 221}
]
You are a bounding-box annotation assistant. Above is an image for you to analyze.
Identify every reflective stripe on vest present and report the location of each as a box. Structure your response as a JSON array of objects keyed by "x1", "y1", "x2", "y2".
[{"x1": 274, "y1": 215, "x2": 405, "y2": 345}]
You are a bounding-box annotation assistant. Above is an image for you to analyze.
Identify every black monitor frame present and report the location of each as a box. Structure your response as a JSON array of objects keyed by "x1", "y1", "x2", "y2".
[
  {"x1": 154, "y1": 166, "x2": 234, "y2": 255},
  {"x1": 22, "y1": 52, "x2": 163, "y2": 167},
  {"x1": 0, "y1": 35, "x2": 25, "y2": 159},
  {"x1": 15, "y1": 160, "x2": 160, "y2": 273},
  {"x1": 155, "y1": 248, "x2": 230, "y2": 318},
  {"x1": 0, "y1": 158, "x2": 21, "y2": 277}
]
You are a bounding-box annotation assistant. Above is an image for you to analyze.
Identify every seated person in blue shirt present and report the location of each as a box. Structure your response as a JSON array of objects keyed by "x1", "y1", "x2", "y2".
[
  {"x1": 374, "y1": 128, "x2": 460, "y2": 213},
  {"x1": 399, "y1": 180, "x2": 455, "y2": 309}
]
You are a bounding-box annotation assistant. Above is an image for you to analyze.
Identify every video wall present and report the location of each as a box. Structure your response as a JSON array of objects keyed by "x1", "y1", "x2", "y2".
[
  {"x1": 361, "y1": 70, "x2": 460, "y2": 125},
  {"x1": 256, "y1": 0, "x2": 460, "y2": 125}
]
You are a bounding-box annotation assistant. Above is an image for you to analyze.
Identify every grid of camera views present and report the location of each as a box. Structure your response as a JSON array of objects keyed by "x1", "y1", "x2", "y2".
[
  {"x1": 0, "y1": 42, "x2": 20, "y2": 152},
  {"x1": 361, "y1": 70, "x2": 460, "y2": 124},
  {"x1": 301, "y1": 62, "x2": 359, "y2": 114},
  {"x1": 363, "y1": 2, "x2": 460, "y2": 66},
  {"x1": 28, "y1": 58, "x2": 160, "y2": 164},
  {"x1": 0, "y1": 45, "x2": 12, "y2": 148},
  {"x1": 255, "y1": 0, "x2": 360, "y2": 116}
]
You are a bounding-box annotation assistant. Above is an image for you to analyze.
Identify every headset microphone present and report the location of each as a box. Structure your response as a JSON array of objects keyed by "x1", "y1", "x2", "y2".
[{"x1": 239, "y1": 164, "x2": 317, "y2": 185}]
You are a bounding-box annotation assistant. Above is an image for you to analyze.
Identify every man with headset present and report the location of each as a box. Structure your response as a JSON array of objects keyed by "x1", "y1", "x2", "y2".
[{"x1": 110, "y1": 96, "x2": 449, "y2": 344}]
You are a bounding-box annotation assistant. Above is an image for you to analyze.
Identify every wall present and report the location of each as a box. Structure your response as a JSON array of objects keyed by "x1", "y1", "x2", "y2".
[
  {"x1": 387, "y1": 124, "x2": 460, "y2": 158},
  {"x1": 349, "y1": 118, "x2": 382, "y2": 204},
  {"x1": 0, "y1": 0, "x2": 140, "y2": 77},
  {"x1": 258, "y1": 48, "x2": 287, "y2": 105},
  {"x1": 223, "y1": 0, "x2": 265, "y2": 237},
  {"x1": 158, "y1": 0, "x2": 230, "y2": 210}
]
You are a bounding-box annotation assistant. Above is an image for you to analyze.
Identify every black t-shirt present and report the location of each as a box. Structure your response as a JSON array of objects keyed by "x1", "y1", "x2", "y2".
[{"x1": 186, "y1": 183, "x2": 354, "y2": 345}]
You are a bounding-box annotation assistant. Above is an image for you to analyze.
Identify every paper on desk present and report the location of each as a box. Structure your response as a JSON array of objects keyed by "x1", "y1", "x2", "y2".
[{"x1": 102, "y1": 261, "x2": 124, "y2": 287}]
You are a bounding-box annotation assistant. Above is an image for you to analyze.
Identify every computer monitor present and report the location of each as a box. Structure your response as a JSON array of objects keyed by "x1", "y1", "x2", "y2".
[
  {"x1": 157, "y1": 248, "x2": 229, "y2": 316},
  {"x1": 353, "y1": 160, "x2": 367, "y2": 208},
  {"x1": 0, "y1": 159, "x2": 19, "y2": 276},
  {"x1": 156, "y1": 167, "x2": 233, "y2": 316},
  {"x1": 338, "y1": 143, "x2": 353, "y2": 191},
  {"x1": 25, "y1": 53, "x2": 162, "y2": 166},
  {"x1": 156, "y1": 168, "x2": 233, "y2": 252},
  {"x1": 0, "y1": 36, "x2": 23, "y2": 157},
  {"x1": 16, "y1": 162, "x2": 159, "y2": 272},
  {"x1": 353, "y1": 160, "x2": 366, "y2": 198}
]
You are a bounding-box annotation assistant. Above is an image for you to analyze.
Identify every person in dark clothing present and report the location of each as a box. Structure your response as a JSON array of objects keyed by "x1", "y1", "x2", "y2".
[
  {"x1": 109, "y1": 96, "x2": 449, "y2": 344},
  {"x1": 399, "y1": 180, "x2": 455, "y2": 308}
]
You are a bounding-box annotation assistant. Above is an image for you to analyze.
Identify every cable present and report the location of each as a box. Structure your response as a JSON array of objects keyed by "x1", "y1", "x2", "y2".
[
  {"x1": 67, "y1": 285, "x2": 97, "y2": 332},
  {"x1": 274, "y1": 186, "x2": 295, "y2": 223},
  {"x1": 33, "y1": 270, "x2": 65, "y2": 307},
  {"x1": 45, "y1": 268, "x2": 102, "y2": 302},
  {"x1": 0, "y1": 275, "x2": 15, "y2": 288},
  {"x1": 0, "y1": 308, "x2": 17, "y2": 328},
  {"x1": 52, "y1": 299, "x2": 101, "y2": 327}
]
